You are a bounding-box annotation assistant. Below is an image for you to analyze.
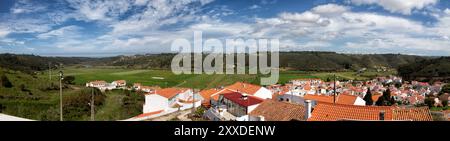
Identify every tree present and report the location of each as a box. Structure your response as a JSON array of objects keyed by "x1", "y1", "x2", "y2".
[
  {"x1": 1, "y1": 74, "x2": 13, "y2": 88},
  {"x1": 363, "y1": 88, "x2": 373, "y2": 105},
  {"x1": 424, "y1": 97, "x2": 435, "y2": 107},
  {"x1": 63, "y1": 76, "x2": 75, "y2": 84},
  {"x1": 19, "y1": 84, "x2": 29, "y2": 92},
  {"x1": 440, "y1": 84, "x2": 450, "y2": 95},
  {"x1": 442, "y1": 100, "x2": 448, "y2": 107},
  {"x1": 376, "y1": 88, "x2": 394, "y2": 106}
]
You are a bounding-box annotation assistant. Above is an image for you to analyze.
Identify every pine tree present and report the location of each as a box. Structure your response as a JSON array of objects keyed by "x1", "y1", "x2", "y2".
[{"x1": 363, "y1": 88, "x2": 373, "y2": 105}]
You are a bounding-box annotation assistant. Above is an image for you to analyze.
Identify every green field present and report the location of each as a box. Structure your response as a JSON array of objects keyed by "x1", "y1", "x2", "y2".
[{"x1": 45, "y1": 67, "x2": 396, "y2": 89}]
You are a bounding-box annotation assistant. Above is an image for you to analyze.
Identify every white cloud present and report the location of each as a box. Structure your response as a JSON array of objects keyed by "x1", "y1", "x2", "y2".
[
  {"x1": 445, "y1": 8, "x2": 450, "y2": 15},
  {"x1": 111, "y1": 0, "x2": 214, "y2": 36},
  {"x1": 311, "y1": 4, "x2": 349, "y2": 16},
  {"x1": 37, "y1": 25, "x2": 82, "y2": 39},
  {"x1": 249, "y1": 5, "x2": 261, "y2": 10},
  {"x1": 0, "y1": 27, "x2": 11, "y2": 38},
  {"x1": 10, "y1": 0, "x2": 47, "y2": 14},
  {"x1": 66, "y1": 0, "x2": 132, "y2": 22},
  {"x1": 350, "y1": 0, "x2": 438, "y2": 15},
  {"x1": 133, "y1": 0, "x2": 149, "y2": 6}
]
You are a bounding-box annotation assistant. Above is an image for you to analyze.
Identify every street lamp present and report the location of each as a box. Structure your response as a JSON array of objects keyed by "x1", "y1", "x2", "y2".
[{"x1": 59, "y1": 70, "x2": 64, "y2": 121}]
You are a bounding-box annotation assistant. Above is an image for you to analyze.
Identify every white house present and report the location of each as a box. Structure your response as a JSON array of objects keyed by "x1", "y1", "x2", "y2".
[
  {"x1": 143, "y1": 88, "x2": 202, "y2": 114},
  {"x1": 111, "y1": 80, "x2": 126, "y2": 87},
  {"x1": 86, "y1": 80, "x2": 115, "y2": 91}
]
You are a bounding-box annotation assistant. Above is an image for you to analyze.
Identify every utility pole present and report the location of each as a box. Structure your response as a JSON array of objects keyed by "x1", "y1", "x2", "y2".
[
  {"x1": 59, "y1": 70, "x2": 64, "y2": 121},
  {"x1": 49, "y1": 62, "x2": 51, "y2": 80},
  {"x1": 91, "y1": 87, "x2": 95, "y2": 121},
  {"x1": 333, "y1": 74, "x2": 336, "y2": 104},
  {"x1": 191, "y1": 88, "x2": 196, "y2": 114}
]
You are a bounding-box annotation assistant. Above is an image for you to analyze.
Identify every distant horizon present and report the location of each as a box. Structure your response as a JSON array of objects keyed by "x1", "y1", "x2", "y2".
[{"x1": 0, "y1": 51, "x2": 447, "y2": 58}]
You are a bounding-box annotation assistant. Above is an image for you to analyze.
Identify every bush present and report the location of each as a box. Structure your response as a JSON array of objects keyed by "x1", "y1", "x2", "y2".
[
  {"x1": 441, "y1": 84, "x2": 450, "y2": 95},
  {"x1": 442, "y1": 100, "x2": 448, "y2": 107},
  {"x1": 1, "y1": 74, "x2": 13, "y2": 88},
  {"x1": 62, "y1": 88, "x2": 105, "y2": 120},
  {"x1": 424, "y1": 97, "x2": 435, "y2": 107},
  {"x1": 62, "y1": 76, "x2": 75, "y2": 84},
  {"x1": 20, "y1": 84, "x2": 29, "y2": 92}
]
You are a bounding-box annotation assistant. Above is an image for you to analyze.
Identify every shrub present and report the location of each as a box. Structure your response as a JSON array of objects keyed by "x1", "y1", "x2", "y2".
[{"x1": 1, "y1": 74, "x2": 13, "y2": 88}]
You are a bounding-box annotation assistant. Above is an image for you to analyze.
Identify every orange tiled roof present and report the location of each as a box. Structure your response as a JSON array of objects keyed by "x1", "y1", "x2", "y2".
[
  {"x1": 308, "y1": 103, "x2": 393, "y2": 121},
  {"x1": 372, "y1": 94, "x2": 382, "y2": 102},
  {"x1": 249, "y1": 100, "x2": 306, "y2": 121},
  {"x1": 336, "y1": 94, "x2": 357, "y2": 105},
  {"x1": 225, "y1": 82, "x2": 261, "y2": 95},
  {"x1": 392, "y1": 107, "x2": 432, "y2": 121},
  {"x1": 156, "y1": 88, "x2": 188, "y2": 99},
  {"x1": 114, "y1": 80, "x2": 126, "y2": 84},
  {"x1": 211, "y1": 89, "x2": 234, "y2": 101},
  {"x1": 199, "y1": 88, "x2": 220, "y2": 104},
  {"x1": 304, "y1": 94, "x2": 334, "y2": 103},
  {"x1": 308, "y1": 103, "x2": 432, "y2": 121}
]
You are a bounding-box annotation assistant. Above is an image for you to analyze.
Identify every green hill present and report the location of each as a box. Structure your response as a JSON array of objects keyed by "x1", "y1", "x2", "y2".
[{"x1": 398, "y1": 57, "x2": 450, "y2": 82}]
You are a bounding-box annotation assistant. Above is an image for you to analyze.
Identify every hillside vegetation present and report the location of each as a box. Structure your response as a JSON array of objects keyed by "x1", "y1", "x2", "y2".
[{"x1": 398, "y1": 57, "x2": 450, "y2": 82}]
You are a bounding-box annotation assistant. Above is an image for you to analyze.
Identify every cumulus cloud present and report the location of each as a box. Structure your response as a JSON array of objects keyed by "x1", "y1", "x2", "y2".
[
  {"x1": 350, "y1": 0, "x2": 438, "y2": 15},
  {"x1": 311, "y1": 4, "x2": 349, "y2": 16},
  {"x1": 10, "y1": 0, "x2": 47, "y2": 14},
  {"x1": 249, "y1": 5, "x2": 261, "y2": 10},
  {"x1": 0, "y1": 26, "x2": 11, "y2": 38},
  {"x1": 66, "y1": 0, "x2": 133, "y2": 22},
  {"x1": 37, "y1": 25, "x2": 82, "y2": 39}
]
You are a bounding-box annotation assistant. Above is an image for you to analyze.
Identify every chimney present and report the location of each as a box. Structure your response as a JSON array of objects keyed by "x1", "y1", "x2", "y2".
[
  {"x1": 305, "y1": 100, "x2": 312, "y2": 119},
  {"x1": 379, "y1": 111, "x2": 385, "y2": 121},
  {"x1": 241, "y1": 93, "x2": 248, "y2": 100}
]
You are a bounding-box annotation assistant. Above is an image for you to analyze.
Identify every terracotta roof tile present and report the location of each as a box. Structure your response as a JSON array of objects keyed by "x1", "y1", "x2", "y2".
[
  {"x1": 392, "y1": 107, "x2": 432, "y2": 121},
  {"x1": 225, "y1": 82, "x2": 261, "y2": 95},
  {"x1": 304, "y1": 94, "x2": 334, "y2": 103},
  {"x1": 249, "y1": 100, "x2": 306, "y2": 121},
  {"x1": 211, "y1": 89, "x2": 234, "y2": 101},
  {"x1": 308, "y1": 103, "x2": 393, "y2": 121},
  {"x1": 336, "y1": 94, "x2": 357, "y2": 105},
  {"x1": 156, "y1": 88, "x2": 188, "y2": 99},
  {"x1": 308, "y1": 103, "x2": 432, "y2": 121},
  {"x1": 199, "y1": 88, "x2": 220, "y2": 105}
]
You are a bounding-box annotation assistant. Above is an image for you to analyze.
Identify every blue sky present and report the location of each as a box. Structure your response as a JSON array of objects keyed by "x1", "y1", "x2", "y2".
[{"x1": 0, "y1": 0, "x2": 449, "y2": 56}]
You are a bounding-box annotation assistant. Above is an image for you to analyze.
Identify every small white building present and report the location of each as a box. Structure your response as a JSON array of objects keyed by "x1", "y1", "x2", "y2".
[
  {"x1": 111, "y1": 80, "x2": 126, "y2": 87},
  {"x1": 143, "y1": 88, "x2": 202, "y2": 114}
]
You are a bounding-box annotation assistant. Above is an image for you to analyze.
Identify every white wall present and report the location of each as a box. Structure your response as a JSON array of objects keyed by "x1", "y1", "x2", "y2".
[
  {"x1": 354, "y1": 97, "x2": 366, "y2": 106},
  {"x1": 253, "y1": 88, "x2": 273, "y2": 99},
  {"x1": 247, "y1": 104, "x2": 260, "y2": 114},
  {"x1": 143, "y1": 94, "x2": 168, "y2": 113}
]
